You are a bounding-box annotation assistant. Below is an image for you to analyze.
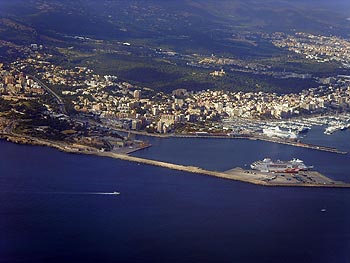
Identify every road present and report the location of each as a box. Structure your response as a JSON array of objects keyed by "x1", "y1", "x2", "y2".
[{"x1": 29, "y1": 75, "x2": 67, "y2": 114}]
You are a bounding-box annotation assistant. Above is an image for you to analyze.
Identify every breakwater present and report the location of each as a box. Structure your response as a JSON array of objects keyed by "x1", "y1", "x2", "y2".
[
  {"x1": 96, "y1": 151, "x2": 350, "y2": 188},
  {"x1": 2, "y1": 133, "x2": 349, "y2": 188}
]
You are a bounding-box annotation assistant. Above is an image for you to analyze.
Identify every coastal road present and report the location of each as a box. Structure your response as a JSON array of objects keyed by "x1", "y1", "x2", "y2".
[{"x1": 29, "y1": 75, "x2": 67, "y2": 115}]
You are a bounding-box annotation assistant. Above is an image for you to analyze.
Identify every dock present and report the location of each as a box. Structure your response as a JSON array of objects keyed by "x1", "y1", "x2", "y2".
[{"x1": 224, "y1": 168, "x2": 349, "y2": 187}]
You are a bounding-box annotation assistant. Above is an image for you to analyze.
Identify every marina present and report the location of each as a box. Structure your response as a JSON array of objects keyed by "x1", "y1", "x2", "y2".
[{"x1": 223, "y1": 113, "x2": 350, "y2": 138}]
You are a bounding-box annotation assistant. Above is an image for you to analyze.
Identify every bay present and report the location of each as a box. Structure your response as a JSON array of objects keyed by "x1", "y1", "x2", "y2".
[{"x1": 0, "y1": 139, "x2": 349, "y2": 263}]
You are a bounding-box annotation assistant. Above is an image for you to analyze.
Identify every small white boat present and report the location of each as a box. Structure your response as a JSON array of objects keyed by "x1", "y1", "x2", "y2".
[{"x1": 321, "y1": 208, "x2": 327, "y2": 212}]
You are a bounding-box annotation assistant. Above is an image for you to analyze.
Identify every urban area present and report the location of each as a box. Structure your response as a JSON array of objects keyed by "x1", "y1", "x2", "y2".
[{"x1": 1, "y1": 32, "x2": 350, "y2": 153}]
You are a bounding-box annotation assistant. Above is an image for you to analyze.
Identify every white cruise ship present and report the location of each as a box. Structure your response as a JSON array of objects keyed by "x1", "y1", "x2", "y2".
[
  {"x1": 251, "y1": 158, "x2": 313, "y2": 173},
  {"x1": 262, "y1": 126, "x2": 298, "y2": 139}
]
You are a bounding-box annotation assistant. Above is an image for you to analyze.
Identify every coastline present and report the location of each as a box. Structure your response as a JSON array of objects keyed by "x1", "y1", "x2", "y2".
[{"x1": 1, "y1": 133, "x2": 349, "y2": 188}]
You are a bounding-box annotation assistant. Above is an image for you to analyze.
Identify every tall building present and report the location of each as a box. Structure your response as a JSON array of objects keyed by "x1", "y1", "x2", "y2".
[
  {"x1": 4, "y1": 75, "x2": 14, "y2": 85},
  {"x1": 133, "y1": 90, "x2": 141, "y2": 100},
  {"x1": 131, "y1": 120, "x2": 142, "y2": 130},
  {"x1": 172, "y1": 89, "x2": 187, "y2": 97},
  {"x1": 157, "y1": 121, "x2": 164, "y2": 133}
]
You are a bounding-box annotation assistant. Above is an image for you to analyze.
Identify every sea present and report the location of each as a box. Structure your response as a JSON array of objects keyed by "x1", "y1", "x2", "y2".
[{"x1": 0, "y1": 128, "x2": 349, "y2": 263}]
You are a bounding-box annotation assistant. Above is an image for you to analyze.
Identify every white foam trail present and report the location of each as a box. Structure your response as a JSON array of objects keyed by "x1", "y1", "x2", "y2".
[
  {"x1": 46, "y1": 192, "x2": 121, "y2": 195},
  {"x1": 1, "y1": 191, "x2": 120, "y2": 195},
  {"x1": 83, "y1": 192, "x2": 121, "y2": 195}
]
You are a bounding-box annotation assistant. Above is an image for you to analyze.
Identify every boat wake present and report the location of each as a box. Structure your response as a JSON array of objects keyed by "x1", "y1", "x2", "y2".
[{"x1": 1, "y1": 191, "x2": 120, "y2": 195}]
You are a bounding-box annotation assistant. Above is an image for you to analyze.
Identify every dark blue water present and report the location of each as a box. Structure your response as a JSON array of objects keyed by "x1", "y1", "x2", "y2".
[
  {"x1": 0, "y1": 140, "x2": 349, "y2": 263},
  {"x1": 301, "y1": 126, "x2": 350, "y2": 153},
  {"x1": 132, "y1": 136, "x2": 350, "y2": 183}
]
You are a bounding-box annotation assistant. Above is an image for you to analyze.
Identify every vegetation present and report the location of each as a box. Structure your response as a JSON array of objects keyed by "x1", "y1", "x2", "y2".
[
  {"x1": 1, "y1": 0, "x2": 349, "y2": 94},
  {"x1": 0, "y1": 98, "x2": 11, "y2": 111}
]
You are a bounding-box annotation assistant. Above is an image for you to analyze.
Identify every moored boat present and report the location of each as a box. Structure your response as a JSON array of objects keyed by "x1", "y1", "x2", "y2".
[{"x1": 250, "y1": 158, "x2": 313, "y2": 173}]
